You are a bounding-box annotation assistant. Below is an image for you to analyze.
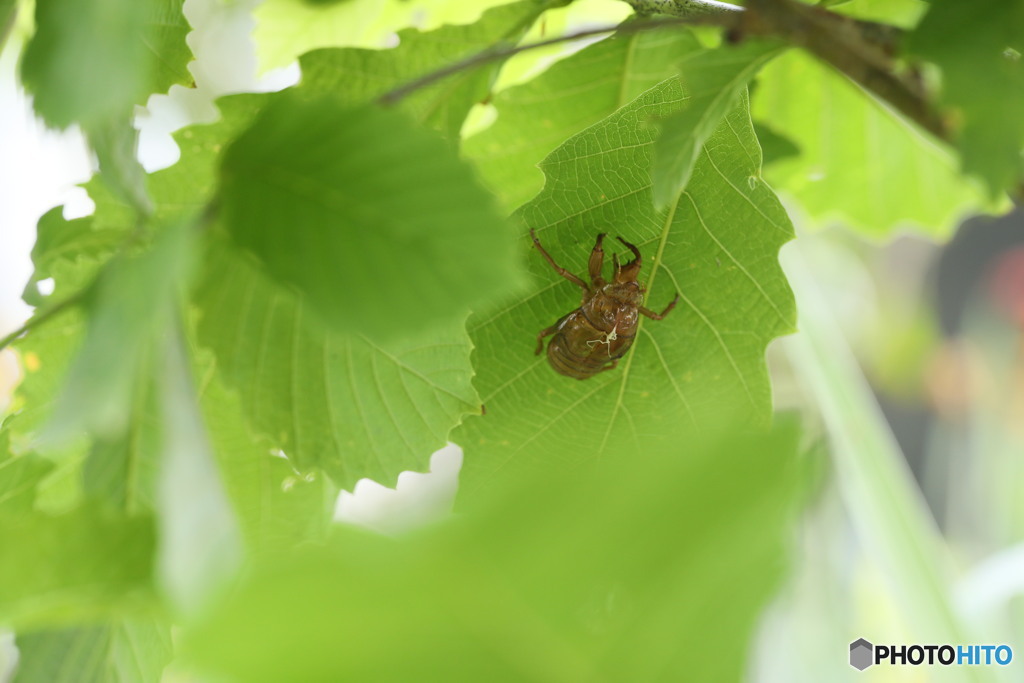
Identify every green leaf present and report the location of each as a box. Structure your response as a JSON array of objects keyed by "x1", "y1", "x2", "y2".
[
  {"x1": 0, "y1": 505, "x2": 156, "y2": 626},
  {"x1": 80, "y1": 378, "x2": 161, "y2": 515},
  {"x1": 46, "y1": 221, "x2": 195, "y2": 444},
  {"x1": 13, "y1": 618, "x2": 171, "y2": 683},
  {"x1": 651, "y1": 40, "x2": 783, "y2": 209},
  {"x1": 155, "y1": 328, "x2": 242, "y2": 615},
  {"x1": 12, "y1": 108, "x2": 214, "y2": 457},
  {"x1": 218, "y1": 96, "x2": 522, "y2": 340},
  {"x1": 298, "y1": 0, "x2": 548, "y2": 140},
  {"x1": 183, "y1": 423, "x2": 809, "y2": 682},
  {"x1": 20, "y1": 0, "x2": 193, "y2": 129},
  {"x1": 252, "y1": 0, "x2": 392, "y2": 73},
  {"x1": 12, "y1": 203, "x2": 161, "y2": 514},
  {"x1": 149, "y1": 94, "x2": 269, "y2": 216},
  {"x1": 752, "y1": 50, "x2": 998, "y2": 236},
  {"x1": 0, "y1": 0, "x2": 16, "y2": 53},
  {"x1": 163, "y1": 98, "x2": 482, "y2": 490},
  {"x1": 141, "y1": 0, "x2": 193, "y2": 95},
  {"x1": 830, "y1": 0, "x2": 927, "y2": 27},
  {"x1": 254, "y1": 0, "x2": 529, "y2": 73},
  {"x1": 6, "y1": 252, "x2": 100, "y2": 511},
  {"x1": 24, "y1": 209, "x2": 124, "y2": 306},
  {"x1": 193, "y1": 238, "x2": 480, "y2": 489},
  {"x1": 464, "y1": 24, "x2": 702, "y2": 213},
  {"x1": 908, "y1": 0, "x2": 1024, "y2": 196},
  {"x1": 55, "y1": 92, "x2": 482, "y2": 493},
  {"x1": 198, "y1": 355, "x2": 334, "y2": 557},
  {"x1": 86, "y1": 118, "x2": 153, "y2": 218},
  {"x1": 452, "y1": 81, "x2": 795, "y2": 488},
  {"x1": 0, "y1": 431, "x2": 53, "y2": 516},
  {"x1": 752, "y1": 120, "x2": 800, "y2": 166}
]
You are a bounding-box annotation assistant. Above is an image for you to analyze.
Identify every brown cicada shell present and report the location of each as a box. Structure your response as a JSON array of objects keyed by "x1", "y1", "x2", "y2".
[{"x1": 531, "y1": 229, "x2": 679, "y2": 380}]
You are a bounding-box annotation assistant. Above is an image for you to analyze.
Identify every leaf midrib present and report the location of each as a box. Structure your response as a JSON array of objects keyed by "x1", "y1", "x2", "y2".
[{"x1": 597, "y1": 193, "x2": 680, "y2": 453}]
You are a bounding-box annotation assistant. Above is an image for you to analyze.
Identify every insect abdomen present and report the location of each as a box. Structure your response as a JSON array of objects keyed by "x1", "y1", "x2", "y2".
[
  {"x1": 547, "y1": 334, "x2": 612, "y2": 379},
  {"x1": 545, "y1": 310, "x2": 634, "y2": 379}
]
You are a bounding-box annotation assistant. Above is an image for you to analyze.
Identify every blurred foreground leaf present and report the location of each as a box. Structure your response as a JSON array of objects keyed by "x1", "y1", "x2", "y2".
[
  {"x1": 828, "y1": 0, "x2": 926, "y2": 26},
  {"x1": 80, "y1": 379, "x2": 162, "y2": 514},
  {"x1": 0, "y1": 0, "x2": 15, "y2": 52},
  {"x1": 85, "y1": 116, "x2": 153, "y2": 218},
  {"x1": 7, "y1": 250, "x2": 110, "y2": 512},
  {"x1": 218, "y1": 97, "x2": 522, "y2": 340},
  {"x1": 46, "y1": 221, "x2": 194, "y2": 444},
  {"x1": 908, "y1": 0, "x2": 1024, "y2": 197},
  {"x1": 155, "y1": 330, "x2": 242, "y2": 615},
  {"x1": 652, "y1": 40, "x2": 783, "y2": 210},
  {"x1": 455, "y1": 81, "x2": 795, "y2": 487},
  {"x1": 752, "y1": 51, "x2": 999, "y2": 236},
  {"x1": 13, "y1": 618, "x2": 171, "y2": 683},
  {"x1": 0, "y1": 431, "x2": 52, "y2": 516},
  {"x1": 20, "y1": 0, "x2": 192, "y2": 129},
  {"x1": 464, "y1": 23, "x2": 702, "y2": 212},
  {"x1": 184, "y1": 423, "x2": 809, "y2": 682},
  {"x1": 0, "y1": 438, "x2": 49, "y2": 524},
  {"x1": 0, "y1": 505, "x2": 155, "y2": 626}
]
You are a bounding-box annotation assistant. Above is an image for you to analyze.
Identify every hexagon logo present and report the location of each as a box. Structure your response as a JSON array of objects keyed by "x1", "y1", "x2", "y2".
[{"x1": 850, "y1": 638, "x2": 874, "y2": 671}]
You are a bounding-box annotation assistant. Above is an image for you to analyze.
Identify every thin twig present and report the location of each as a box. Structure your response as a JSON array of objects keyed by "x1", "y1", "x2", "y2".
[{"x1": 377, "y1": 17, "x2": 716, "y2": 107}]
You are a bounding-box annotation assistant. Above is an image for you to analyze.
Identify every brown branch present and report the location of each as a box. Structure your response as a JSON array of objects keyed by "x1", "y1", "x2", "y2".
[
  {"x1": 741, "y1": 0, "x2": 947, "y2": 140},
  {"x1": 624, "y1": 0, "x2": 903, "y2": 57},
  {"x1": 630, "y1": 0, "x2": 946, "y2": 141},
  {"x1": 379, "y1": 0, "x2": 947, "y2": 147}
]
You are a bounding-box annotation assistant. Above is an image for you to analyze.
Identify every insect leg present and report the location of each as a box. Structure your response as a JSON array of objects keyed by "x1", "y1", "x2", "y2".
[
  {"x1": 615, "y1": 236, "x2": 643, "y2": 281},
  {"x1": 530, "y1": 228, "x2": 588, "y2": 290},
  {"x1": 588, "y1": 233, "x2": 607, "y2": 286},
  {"x1": 638, "y1": 293, "x2": 680, "y2": 320},
  {"x1": 598, "y1": 358, "x2": 620, "y2": 373},
  {"x1": 535, "y1": 323, "x2": 559, "y2": 355}
]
